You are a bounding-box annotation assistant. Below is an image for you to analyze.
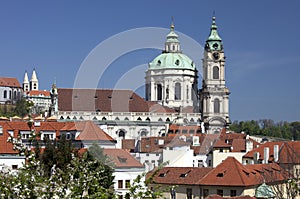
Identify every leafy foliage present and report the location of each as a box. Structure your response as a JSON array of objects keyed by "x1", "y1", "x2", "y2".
[
  {"x1": 1, "y1": 130, "x2": 116, "y2": 198},
  {"x1": 229, "y1": 119, "x2": 300, "y2": 140}
]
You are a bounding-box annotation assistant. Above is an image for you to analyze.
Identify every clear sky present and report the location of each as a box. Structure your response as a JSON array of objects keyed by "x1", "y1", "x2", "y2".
[{"x1": 0, "y1": 0, "x2": 299, "y2": 122}]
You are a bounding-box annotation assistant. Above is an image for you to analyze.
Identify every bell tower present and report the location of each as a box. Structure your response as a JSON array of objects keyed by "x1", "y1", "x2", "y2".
[
  {"x1": 200, "y1": 16, "x2": 230, "y2": 133},
  {"x1": 30, "y1": 68, "x2": 39, "y2": 91}
]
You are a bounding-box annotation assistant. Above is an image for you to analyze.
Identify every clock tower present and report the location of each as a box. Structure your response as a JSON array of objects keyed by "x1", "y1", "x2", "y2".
[{"x1": 200, "y1": 16, "x2": 230, "y2": 133}]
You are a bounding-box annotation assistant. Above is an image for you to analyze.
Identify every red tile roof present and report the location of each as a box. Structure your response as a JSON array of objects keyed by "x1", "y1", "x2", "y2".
[
  {"x1": 199, "y1": 157, "x2": 287, "y2": 187},
  {"x1": 151, "y1": 167, "x2": 213, "y2": 185},
  {"x1": 57, "y1": 88, "x2": 176, "y2": 113},
  {"x1": 71, "y1": 121, "x2": 115, "y2": 142},
  {"x1": 0, "y1": 77, "x2": 21, "y2": 88},
  {"x1": 103, "y1": 148, "x2": 144, "y2": 169},
  {"x1": 140, "y1": 136, "x2": 188, "y2": 153},
  {"x1": 243, "y1": 141, "x2": 300, "y2": 164},
  {"x1": 0, "y1": 121, "x2": 66, "y2": 154},
  {"x1": 26, "y1": 90, "x2": 50, "y2": 97},
  {"x1": 150, "y1": 157, "x2": 288, "y2": 188}
]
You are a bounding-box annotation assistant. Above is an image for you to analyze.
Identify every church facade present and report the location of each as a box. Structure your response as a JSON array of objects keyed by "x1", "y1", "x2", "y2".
[{"x1": 53, "y1": 17, "x2": 230, "y2": 135}]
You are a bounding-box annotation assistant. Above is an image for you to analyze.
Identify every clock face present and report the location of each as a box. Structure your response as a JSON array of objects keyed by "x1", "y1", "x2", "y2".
[
  {"x1": 213, "y1": 52, "x2": 219, "y2": 60},
  {"x1": 212, "y1": 43, "x2": 219, "y2": 49}
]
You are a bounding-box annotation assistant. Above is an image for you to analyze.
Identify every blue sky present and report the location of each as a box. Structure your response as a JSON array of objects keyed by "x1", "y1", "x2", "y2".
[{"x1": 0, "y1": 1, "x2": 299, "y2": 122}]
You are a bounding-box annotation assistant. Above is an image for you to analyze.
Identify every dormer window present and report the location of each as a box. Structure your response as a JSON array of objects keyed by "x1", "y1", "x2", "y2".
[{"x1": 175, "y1": 59, "x2": 180, "y2": 66}]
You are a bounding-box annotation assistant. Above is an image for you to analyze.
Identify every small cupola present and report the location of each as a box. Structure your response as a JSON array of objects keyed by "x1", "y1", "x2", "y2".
[{"x1": 164, "y1": 21, "x2": 181, "y2": 53}]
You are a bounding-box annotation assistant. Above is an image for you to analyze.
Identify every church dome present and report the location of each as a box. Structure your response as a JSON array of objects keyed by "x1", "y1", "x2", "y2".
[
  {"x1": 149, "y1": 52, "x2": 195, "y2": 70},
  {"x1": 148, "y1": 22, "x2": 195, "y2": 70}
]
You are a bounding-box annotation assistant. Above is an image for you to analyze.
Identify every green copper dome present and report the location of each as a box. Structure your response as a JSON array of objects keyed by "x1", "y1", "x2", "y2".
[
  {"x1": 149, "y1": 53, "x2": 195, "y2": 70},
  {"x1": 148, "y1": 22, "x2": 195, "y2": 70}
]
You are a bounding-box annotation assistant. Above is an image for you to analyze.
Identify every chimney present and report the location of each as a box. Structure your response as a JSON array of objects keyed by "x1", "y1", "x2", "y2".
[
  {"x1": 274, "y1": 145, "x2": 279, "y2": 162},
  {"x1": 264, "y1": 147, "x2": 269, "y2": 164},
  {"x1": 246, "y1": 140, "x2": 253, "y2": 152},
  {"x1": 254, "y1": 152, "x2": 259, "y2": 164}
]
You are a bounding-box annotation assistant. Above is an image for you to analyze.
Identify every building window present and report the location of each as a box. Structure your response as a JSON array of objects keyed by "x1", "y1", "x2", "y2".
[
  {"x1": 118, "y1": 130, "x2": 125, "y2": 138},
  {"x1": 13, "y1": 91, "x2": 17, "y2": 99},
  {"x1": 145, "y1": 83, "x2": 150, "y2": 101},
  {"x1": 214, "y1": 98, "x2": 220, "y2": 113},
  {"x1": 9, "y1": 91, "x2": 12, "y2": 99},
  {"x1": 175, "y1": 82, "x2": 181, "y2": 100},
  {"x1": 217, "y1": 189, "x2": 223, "y2": 196},
  {"x1": 203, "y1": 189, "x2": 209, "y2": 198},
  {"x1": 118, "y1": 180, "x2": 123, "y2": 188},
  {"x1": 12, "y1": 165, "x2": 18, "y2": 170},
  {"x1": 3, "y1": 90, "x2": 7, "y2": 99},
  {"x1": 213, "y1": 66, "x2": 219, "y2": 79},
  {"x1": 230, "y1": 190, "x2": 237, "y2": 197},
  {"x1": 125, "y1": 180, "x2": 130, "y2": 188},
  {"x1": 186, "y1": 85, "x2": 189, "y2": 100},
  {"x1": 157, "y1": 84, "x2": 162, "y2": 100},
  {"x1": 118, "y1": 195, "x2": 123, "y2": 199},
  {"x1": 186, "y1": 188, "x2": 192, "y2": 199}
]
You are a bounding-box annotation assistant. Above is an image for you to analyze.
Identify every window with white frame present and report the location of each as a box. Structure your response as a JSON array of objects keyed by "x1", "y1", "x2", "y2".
[
  {"x1": 41, "y1": 131, "x2": 56, "y2": 140},
  {"x1": 20, "y1": 131, "x2": 31, "y2": 139}
]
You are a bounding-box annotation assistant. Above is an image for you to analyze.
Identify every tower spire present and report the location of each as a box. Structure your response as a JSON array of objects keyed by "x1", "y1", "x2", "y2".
[
  {"x1": 206, "y1": 16, "x2": 223, "y2": 51},
  {"x1": 23, "y1": 70, "x2": 29, "y2": 92}
]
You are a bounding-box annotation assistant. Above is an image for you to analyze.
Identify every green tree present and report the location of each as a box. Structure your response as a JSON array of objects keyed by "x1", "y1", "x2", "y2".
[{"x1": 14, "y1": 98, "x2": 33, "y2": 117}]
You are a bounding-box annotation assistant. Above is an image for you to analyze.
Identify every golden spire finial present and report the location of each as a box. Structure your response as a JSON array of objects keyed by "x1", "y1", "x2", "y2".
[{"x1": 170, "y1": 16, "x2": 174, "y2": 30}]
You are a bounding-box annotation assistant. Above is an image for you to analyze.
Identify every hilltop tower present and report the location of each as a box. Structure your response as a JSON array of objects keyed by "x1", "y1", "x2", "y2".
[
  {"x1": 23, "y1": 71, "x2": 29, "y2": 92},
  {"x1": 200, "y1": 16, "x2": 230, "y2": 133},
  {"x1": 30, "y1": 68, "x2": 39, "y2": 91}
]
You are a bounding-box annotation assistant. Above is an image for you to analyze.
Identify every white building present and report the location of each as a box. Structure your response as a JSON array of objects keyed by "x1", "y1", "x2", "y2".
[
  {"x1": 23, "y1": 69, "x2": 52, "y2": 114},
  {"x1": 0, "y1": 77, "x2": 22, "y2": 104},
  {"x1": 103, "y1": 149, "x2": 145, "y2": 198}
]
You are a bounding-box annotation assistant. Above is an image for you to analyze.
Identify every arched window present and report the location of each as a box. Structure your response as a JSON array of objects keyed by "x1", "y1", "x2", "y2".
[
  {"x1": 9, "y1": 91, "x2": 12, "y2": 99},
  {"x1": 213, "y1": 66, "x2": 219, "y2": 79},
  {"x1": 13, "y1": 91, "x2": 17, "y2": 99},
  {"x1": 118, "y1": 130, "x2": 125, "y2": 138},
  {"x1": 3, "y1": 90, "x2": 7, "y2": 99},
  {"x1": 157, "y1": 84, "x2": 162, "y2": 100},
  {"x1": 214, "y1": 98, "x2": 220, "y2": 113},
  {"x1": 175, "y1": 82, "x2": 181, "y2": 100}
]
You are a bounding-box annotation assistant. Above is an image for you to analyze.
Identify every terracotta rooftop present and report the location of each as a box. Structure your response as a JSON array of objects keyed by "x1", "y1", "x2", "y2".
[
  {"x1": 199, "y1": 157, "x2": 287, "y2": 187},
  {"x1": 0, "y1": 77, "x2": 21, "y2": 88},
  {"x1": 151, "y1": 167, "x2": 213, "y2": 185},
  {"x1": 26, "y1": 90, "x2": 51, "y2": 97},
  {"x1": 103, "y1": 148, "x2": 144, "y2": 169},
  {"x1": 244, "y1": 141, "x2": 300, "y2": 164},
  {"x1": 57, "y1": 88, "x2": 176, "y2": 113},
  {"x1": 60, "y1": 121, "x2": 115, "y2": 142}
]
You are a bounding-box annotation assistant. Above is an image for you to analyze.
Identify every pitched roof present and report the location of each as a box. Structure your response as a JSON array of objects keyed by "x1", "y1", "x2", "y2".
[
  {"x1": 151, "y1": 167, "x2": 213, "y2": 185},
  {"x1": 103, "y1": 148, "x2": 144, "y2": 169},
  {"x1": 57, "y1": 88, "x2": 176, "y2": 113},
  {"x1": 243, "y1": 141, "x2": 300, "y2": 164},
  {"x1": 61, "y1": 121, "x2": 115, "y2": 141},
  {"x1": 26, "y1": 90, "x2": 50, "y2": 97},
  {"x1": 0, "y1": 77, "x2": 21, "y2": 88},
  {"x1": 199, "y1": 157, "x2": 287, "y2": 187}
]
